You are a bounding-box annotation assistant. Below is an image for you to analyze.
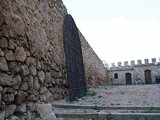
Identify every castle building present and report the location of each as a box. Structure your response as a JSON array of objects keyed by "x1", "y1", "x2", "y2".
[{"x1": 108, "y1": 58, "x2": 160, "y2": 85}]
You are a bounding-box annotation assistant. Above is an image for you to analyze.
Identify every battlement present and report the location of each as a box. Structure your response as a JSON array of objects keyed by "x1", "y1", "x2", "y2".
[{"x1": 109, "y1": 58, "x2": 160, "y2": 69}]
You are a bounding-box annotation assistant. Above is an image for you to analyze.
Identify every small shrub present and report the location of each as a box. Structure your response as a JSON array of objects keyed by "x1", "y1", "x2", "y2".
[
  {"x1": 106, "y1": 113, "x2": 114, "y2": 120},
  {"x1": 91, "y1": 117, "x2": 97, "y2": 120},
  {"x1": 86, "y1": 91, "x2": 97, "y2": 97},
  {"x1": 93, "y1": 105, "x2": 101, "y2": 111},
  {"x1": 98, "y1": 95, "x2": 103, "y2": 98}
]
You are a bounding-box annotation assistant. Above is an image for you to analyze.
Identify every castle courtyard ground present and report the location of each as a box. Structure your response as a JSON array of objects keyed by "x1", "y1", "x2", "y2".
[{"x1": 54, "y1": 84, "x2": 160, "y2": 107}]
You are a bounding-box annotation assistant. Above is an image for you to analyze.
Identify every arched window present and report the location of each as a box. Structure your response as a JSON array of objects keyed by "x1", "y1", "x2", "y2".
[{"x1": 114, "y1": 73, "x2": 118, "y2": 79}]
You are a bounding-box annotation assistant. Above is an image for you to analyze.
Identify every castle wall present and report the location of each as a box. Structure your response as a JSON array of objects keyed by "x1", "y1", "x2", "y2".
[
  {"x1": 108, "y1": 59, "x2": 160, "y2": 85},
  {"x1": 0, "y1": 0, "x2": 107, "y2": 119},
  {"x1": 79, "y1": 31, "x2": 107, "y2": 87}
]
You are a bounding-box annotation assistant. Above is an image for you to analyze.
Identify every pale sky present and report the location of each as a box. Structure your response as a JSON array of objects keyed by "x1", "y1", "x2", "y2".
[{"x1": 63, "y1": 0, "x2": 160, "y2": 66}]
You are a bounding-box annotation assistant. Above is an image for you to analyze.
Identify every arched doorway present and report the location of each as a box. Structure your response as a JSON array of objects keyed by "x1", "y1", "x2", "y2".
[
  {"x1": 145, "y1": 70, "x2": 152, "y2": 84},
  {"x1": 126, "y1": 73, "x2": 132, "y2": 85}
]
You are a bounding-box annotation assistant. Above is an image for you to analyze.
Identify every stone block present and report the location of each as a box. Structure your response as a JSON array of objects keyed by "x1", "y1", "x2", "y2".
[
  {"x1": 9, "y1": 115, "x2": 19, "y2": 120},
  {"x1": 111, "y1": 63, "x2": 115, "y2": 67},
  {"x1": 14, "y1": 46, "x2": 26, "y2": 62},
  {"x1": 3, "y1": 93, "x2": 14, "y2": 102},
  {"x1": 131, "y1": 60, "x2": 135, "y2": 65},
  {"x1": 5, "y1": 105, "x2": 16, "y2": 117},
  {"x1": 144, "y1": 59, "x2": 149, "y2": 64},
  {"x1": 38, "y1": 71, "x2": 45, "y2": 84},
  {"x1": 21, "y1": 64, "x2": 29, "y2": 76},
  {"x1": 0, "y1": 73, "x2": 12, "y2": 86},
  {"x1": 117, "y1": 62, "x2": 122, "y2": 67},
  {"x1": 137, "y1": 60, "x2": 142, "y2": 65},
  {"x1": 152, "y1": 58, "x2": 156, "y2": 64},
  {"x1": 15, "y1": 103, "x2": 26, "y2": 113},
  {"x1": 124, "y1": 61, "x2": 128, "y2": 66},
  {"x1": 4, "y1": 50, "x2": 15, "y2": 61},
  {"x1": 0, "y1": 110, "x2": 5, "y2": 120},
  {"x1": 0, "y1": 57, "x2": 8, "y2": 71},
  {"x1": 36, "y1": 104, "x2": 52, "y2": 119}
]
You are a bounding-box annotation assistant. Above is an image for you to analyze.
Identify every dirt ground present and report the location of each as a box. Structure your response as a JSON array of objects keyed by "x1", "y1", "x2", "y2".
[{"x1": 54, "y1": 84, "x2": 160, "y2": 107}]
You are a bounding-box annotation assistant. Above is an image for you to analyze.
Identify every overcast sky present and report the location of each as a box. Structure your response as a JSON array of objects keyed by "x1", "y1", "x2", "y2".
[{"x1": 63, "y1": 0, "x2": 160, "y2": 66}]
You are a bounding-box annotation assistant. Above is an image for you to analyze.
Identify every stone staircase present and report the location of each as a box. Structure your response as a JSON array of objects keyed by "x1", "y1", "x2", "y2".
[{"x1": 52, "y1": 104, "x2": 160, "y2": 120}]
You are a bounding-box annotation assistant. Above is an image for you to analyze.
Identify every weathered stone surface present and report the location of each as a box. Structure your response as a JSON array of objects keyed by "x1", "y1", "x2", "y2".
[
  {"x1": 27, "y1": 94, "x2": 38, "y2": 102},
  {"x1": 0, "y1": 86, "x2": 3, "y2": 92},
  {"x1": 0, "y1": 57, "x2": 8, "y2": 71},
  {"x1": 2, "y1": 87, "x2": 13, "y2": 94},
  {"x1": 19, "y1": 82, "x2": 28, "y2": 91},
  {"x1": 25, "y1": 57, "x2": 36, "y2": 66},
  {"x1": 38, "y1": 71, "x2": 45, "y2": 84},
  {"x1": 0, "y1": 49, "x2": 4, "y2": 57},
  {"x1": 39, "y1": 87, "x2": 47, "y2": 94},
  {"x1": 5, "y1": 105, "x2": 16, "y2": 117},
  {"x1": 36, "y1": 104, "x2": 52, "y2": 119},
  {"x1": 26, "y1": 51, "x2": 31, "y2": 57},
  {"x1": 28, "y1": 75, "x2": 34, "y2": 88},
  {"x1": 0, "y1": 101, "x2": 5, "y2": 110},
  {"x1": 0, "y1": 73, "x2": 12, "y2": 86},
  {"x1": 79, "y1": 31, "x2": 107, "y2": 87},
  {"x1": 21, "y1": 64, "x2": 29, "y2": 76},
  {"x1": 8, "y1": 62, "x2": 21, "y2": 73},
  {"x1": 9, "y1": 115, "x2": 19, "y2": 120},
  {"x1": 27, "y1": 102, "x2": 36, "y2": 111},
  {"x1": 4, "y1": 50, "x2": 15, "y2": 61},
  {"x1": 15, "y1": 91, "x2": 28, "y2": 104},
  {"x1": 0, "y1": 1, "x2": 108, "y2": 118},
  {"x1": 0, "y1": 38, "x2": 8, "y2": 49},
  {"x1": 51, "y1": 70, "x2": 59, "y2": 78},
  {"x1": 8, "y1": 40, "x2": 17, "y2": 50},
  {"x1": 12, "y1": 74, "x2": 21, "y2": 86},
  {"x1": 15, "y1": 103, "x2": 26, "y2": 113},
  {"x1": 0, "y1": 110, "x2": 5, "y2": 120},
  {"x1": 45, "y1": 72, "x2": 51, "y2": 83},
  {"x1": 3, "y1": 93, "x2": 14, "y2": 102},
  {"x1": 44, "y1": 90, "x2": 51, "y2": 101},
  {"x1": 44, "y1": 113, "x2": 57, "y2": 120},
  {"x1": 14, "y1": 46, "x2": 26, "y2": 62},
  {"x1": 39, "y1": 95, "x2": 46, "y2": 102},
  {"x1": 29, "y1": 65, "x2": 37, "y2": 76},
  {"x1": 36, "y1": 61, "x2": 41, "y2": 70},
  {"x1": 33, "y1": 77, "x2": 40, "y2": 90}
]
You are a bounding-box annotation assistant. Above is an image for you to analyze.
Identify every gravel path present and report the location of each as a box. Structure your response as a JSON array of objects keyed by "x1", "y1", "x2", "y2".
[{"x1": 54, "y1": 84, "x2": 160, "y2": 107}]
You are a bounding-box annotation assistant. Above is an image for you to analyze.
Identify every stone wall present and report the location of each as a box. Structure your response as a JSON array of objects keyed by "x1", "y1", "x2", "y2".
[
  {"x1": 0, "y1": 0, "x2": 107, "y2": 119},
  {"x1": 79, "y1": 31, "x2": 107, "y2": 87},
  {"x1": 108, "y1": 58, "x2": 160, "y2": 85},
  {"x1": 0, "y1": 0, "x2": 68, "y2": 119}
]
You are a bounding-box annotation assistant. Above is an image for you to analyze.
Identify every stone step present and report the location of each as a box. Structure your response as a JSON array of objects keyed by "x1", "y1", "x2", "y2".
[
  {"x1": 56, "y1": 112, "x2": 160, "y2": 120},
  {"x1": 52, "y1": 103, "x2": 160, "y2": 111},
  {"x1": 53, "y1": 104, "x2": 160, "y2": 120}
]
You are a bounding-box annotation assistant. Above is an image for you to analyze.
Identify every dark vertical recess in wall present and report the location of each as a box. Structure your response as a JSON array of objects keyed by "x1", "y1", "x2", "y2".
[
  {"x1": 63, "y1": 14, "x2": 87, "y2": 101},
  {"x1": 126, "y1": 73, "x2": 132, "y2": 85},
  {"x1": 145, "y1": 70, "x2": 152, "y2": 84}
]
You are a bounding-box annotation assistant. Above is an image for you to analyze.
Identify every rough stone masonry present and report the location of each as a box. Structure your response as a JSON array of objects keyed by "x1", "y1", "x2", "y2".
[{"x1": 0, "y1": 0, "x2": 107, "y2": 119}]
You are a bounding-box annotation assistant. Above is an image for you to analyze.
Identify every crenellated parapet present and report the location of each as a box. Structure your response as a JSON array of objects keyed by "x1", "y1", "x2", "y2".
[{"x1": 109, "y1": 58, "x2": 160, "y2": 70}]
